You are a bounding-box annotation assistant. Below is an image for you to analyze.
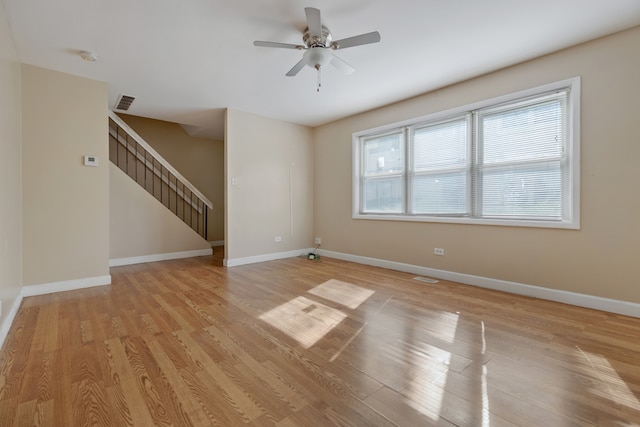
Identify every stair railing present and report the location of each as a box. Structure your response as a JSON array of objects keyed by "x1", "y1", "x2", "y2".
[{"x1": 108, "y1": 111, "x2": 212, "y2": 240}]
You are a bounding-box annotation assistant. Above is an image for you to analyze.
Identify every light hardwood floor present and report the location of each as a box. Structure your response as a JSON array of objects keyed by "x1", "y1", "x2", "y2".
[{"x1": 1, "y1": 255, "x2": 639, "y2": 426}]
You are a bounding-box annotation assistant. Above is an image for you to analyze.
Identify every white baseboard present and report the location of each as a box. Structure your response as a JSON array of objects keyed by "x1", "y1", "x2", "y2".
[
  {"x1": 22, "y1": 274, "x2": 112, "y2": 297},
  {"x1": 225, "y1": 249, "x2": 307, "y2": 267},
  {"x1": 0, "y1": 274, "x2": 112, "y2": 351},
  {"x1": 109, "y1": 248, "x2": 212, "y2": 267},
  {"x1": 0, "y1": 292, "x2": 24, "y2": 351},
  {"x1": 209, "y1": 240, "x2": 224, "y2": 247},
  {"x1": 320, "y1": 249, "x2": 640, "y2": 319}
]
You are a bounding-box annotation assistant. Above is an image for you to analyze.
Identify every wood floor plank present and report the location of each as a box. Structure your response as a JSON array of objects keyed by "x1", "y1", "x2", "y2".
[
  {"x1": 178, "y1": 365, "x2": 236, "y2": 426},
  {"x1": 104, "y1": 382, "x2": 135, "y2": 427},
  {"x1": 12, "y1": 399, "x2": 37, "y2": 427},
  {"x1": 0, "y1": 310, "x2": 38, "y2": 401},
  {"x1": 364, "y1": 385, "x2": 459, "y2": 427},
  {"x1": 1, "y1": 255, "x2": 639, "y2": 425},
  {"x1": 141, "y1": 335, "x2": 212, "y2": 427},
  {"x1": 103, "y1": 337, "x2": 157, "y2": 426},
  {"x1": 71, "y1": 379, "x2": 112, "y2": 427},
  {"x1": 52, "y1": 347, "x2": 73, "y2": 427},
  {"x1": 426, "y1": 366, "x2": 577, "y2": 426},
  {"x1": 135, "y1": 293, "x2": 183, "y2": 335},
  {"x1": 174, "y1": 329, "x2": 264, "y2": 423},
  {"x1": 152, "y1": 294, "x2": 197, "y2": 333},
  {"x1": 0, "y1": 397, "x2": 17, "y2": 426},
  {"x1": 204, "y1": 323, "x2": 308, "y2": 411},
  {"x1": 120, "y1": 337, "x2": 174, "y2": 426}
]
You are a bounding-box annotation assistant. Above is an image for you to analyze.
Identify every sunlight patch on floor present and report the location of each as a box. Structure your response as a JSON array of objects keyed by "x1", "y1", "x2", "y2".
[
  {"x1": 401, "y1": 372, "x2": 447, "y2": 422},
  {"x1": 308, "y1": 279, "x2": 375, "y2": 309},
  {"x1": 423, "y1": 310, "x2": 460, "y2": 344},
  {"x1": 481, "y1": 364, "x2": 491, "y2": 427},
  {"x1": 258, "y1": 279, "x2": 375, "y2": 349},
  {"x1": 480, "y1": 321, "x2": 490, "y2": 426},
  {"x1": 259, "y1": 296, "x2": 347, "y2": 348},
  {"x1": 397, "y1": 313, "x2": 488, "y2": 423},
  {"x1": 575, "y1": 346, "x2": 640, "y2": 411},
  {"x1": 396, "y1": 315, "x2": 460, "y2": 422}
]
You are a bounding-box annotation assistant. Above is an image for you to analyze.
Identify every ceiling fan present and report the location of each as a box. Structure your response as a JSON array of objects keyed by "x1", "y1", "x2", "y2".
[{"x1": 253, "y1": 7, "x2": 381, "y2": 91}]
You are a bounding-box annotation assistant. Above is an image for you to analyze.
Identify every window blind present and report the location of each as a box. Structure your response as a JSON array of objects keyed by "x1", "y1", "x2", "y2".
[
  {"x1": 411, "y1": 116, "x2": 469, "y2": 215},
  {"x1": 475, "y1": 91, "x2": 568, "y2": 219},
  {"x1": 362, "y1": 131, "x2": 404, "y2": 213}
]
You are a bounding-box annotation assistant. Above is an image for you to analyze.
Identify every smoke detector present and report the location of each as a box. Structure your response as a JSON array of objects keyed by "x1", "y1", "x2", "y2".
[{"x1": 79, "y1": 50, "x2": 98, "y2": 62}]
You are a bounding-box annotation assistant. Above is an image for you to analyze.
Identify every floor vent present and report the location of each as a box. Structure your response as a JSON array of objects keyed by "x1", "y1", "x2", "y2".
[
  {"x1": 413, "y1": 276, "x2": 439, "y2": 284},
  {"x1": 114, "y1": 94, "x2": 135, "y2": 111}
]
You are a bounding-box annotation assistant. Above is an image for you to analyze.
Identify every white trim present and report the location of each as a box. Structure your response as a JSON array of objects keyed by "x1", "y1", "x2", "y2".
[
  {"x1": 224, "y1": 249, "x2": 305, "y2": 267},
  {"x1": 320, "y1": 249, "x2": 640, "y2": 319},
  {"x1": 209, "y1": 240, "x2": 224, "y2": 247},
  {"x1": 22, "y1": 275, "x2": 112, "y2": 297},
  {"x1": 568, "y1": 77, "x2": 581, "y2": 230},
  {"x1": 0, "y1": 293, "x2": 24, "y2": 351},
  {"x1": 109, "y1": 249, "x2": 212, "y2": 267},
  {"x1": 347, "y1": 213, "x2": 579, "y2": 229}
]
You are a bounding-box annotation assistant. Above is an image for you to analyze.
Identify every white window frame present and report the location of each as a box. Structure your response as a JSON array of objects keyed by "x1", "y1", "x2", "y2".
[{"x1": 352, "y1": 77, "x2": 581, "y2": 229}]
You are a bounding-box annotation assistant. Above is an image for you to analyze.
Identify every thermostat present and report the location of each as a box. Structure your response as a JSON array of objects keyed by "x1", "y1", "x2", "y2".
[{"x1": 84, "y1": 155, "x2": 99, "y2": 167}]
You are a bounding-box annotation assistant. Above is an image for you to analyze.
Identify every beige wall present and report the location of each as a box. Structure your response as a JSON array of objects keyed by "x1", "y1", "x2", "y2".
[
  {"x1": 109, "y1": 163, "x2": 211, "y2": 259},
  {"x1": 117, "y1": 114, "x2": 224, "y2": 241},
  {"x1": 226, "y1": 109, "x2": 313, "y2": 260},
  {"x1": 22, "y1": 65, "x2": 110, "y2": 285},
  {"x1": 0, "y1": 2, "x2": 22, "y2": 326},
  {"x1": 314, "y1": 26, "x2": 640, "y2": 304}
]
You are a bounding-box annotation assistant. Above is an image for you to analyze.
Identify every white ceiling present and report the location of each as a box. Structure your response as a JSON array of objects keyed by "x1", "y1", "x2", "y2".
[{"x1": 5, "y1": 0, "x2": 640, "y2": 140}]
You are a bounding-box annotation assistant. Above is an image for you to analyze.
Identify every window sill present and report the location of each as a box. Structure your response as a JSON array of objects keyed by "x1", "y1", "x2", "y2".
[{"x1": 352, "y1": 213, "x2": 580, "y2": 230}]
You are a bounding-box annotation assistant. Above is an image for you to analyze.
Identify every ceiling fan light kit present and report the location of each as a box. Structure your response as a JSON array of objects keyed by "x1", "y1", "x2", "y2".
[
  {"x1": 303, "y1": 48, "x2": 332, "y2": 69},
  {"x1": 254, "y1": 7, "x2": 381, "y2": 92}
]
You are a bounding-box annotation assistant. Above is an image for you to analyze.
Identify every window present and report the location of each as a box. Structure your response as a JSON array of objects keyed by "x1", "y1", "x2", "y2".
[
  {"x1": 353, "y1": 78, "x2": 580, "y2": 229},
  {"x1": 361, "y1": 130, "x2": 404, "y2": 213}
]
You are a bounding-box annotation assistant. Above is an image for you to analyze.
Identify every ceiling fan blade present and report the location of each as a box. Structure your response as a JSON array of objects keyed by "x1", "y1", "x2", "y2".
[
  {"x1": 332, "y1": 31, "x2": 381, "y2": 50},
  {"x1": 254, "y1": 41, "x2": 304, "y2": 50},
  {"x1": 330, "y1": 54, "x2": 355, "y2": 75},
  {"x1": 305, "y1": 7, "x2": 322, "y2": 40},
  {"x1": 286, "y1": 58, "x2": 306, "y2": 77}
]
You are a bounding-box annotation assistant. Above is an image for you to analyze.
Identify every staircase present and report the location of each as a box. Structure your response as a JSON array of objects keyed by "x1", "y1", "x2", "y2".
[{"x1": 108, "y1": 112, "x2": 213, "y2": 240}]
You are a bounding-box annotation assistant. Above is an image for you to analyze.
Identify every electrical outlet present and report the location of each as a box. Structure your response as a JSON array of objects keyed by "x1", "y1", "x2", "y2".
[
  {"x1": 434, "y1": 248, "x2": 445, "y2": 256},
  {"x1": 314, "y1": 237, "x2": 322, "y2": 245},
  {"x1": 275, "y1": 236, "x2": 282, "y2": 242}
]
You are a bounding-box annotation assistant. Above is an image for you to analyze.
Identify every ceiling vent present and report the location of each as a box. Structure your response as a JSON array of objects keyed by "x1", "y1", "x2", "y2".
[{"x1": 114, "y1": 94, "x2": 135, "y2": 111}]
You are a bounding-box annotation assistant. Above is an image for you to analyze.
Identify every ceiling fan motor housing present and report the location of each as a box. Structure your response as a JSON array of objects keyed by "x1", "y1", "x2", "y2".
[{"x1": 303, "y1": 25, "x2": 332, "y2": 48}]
